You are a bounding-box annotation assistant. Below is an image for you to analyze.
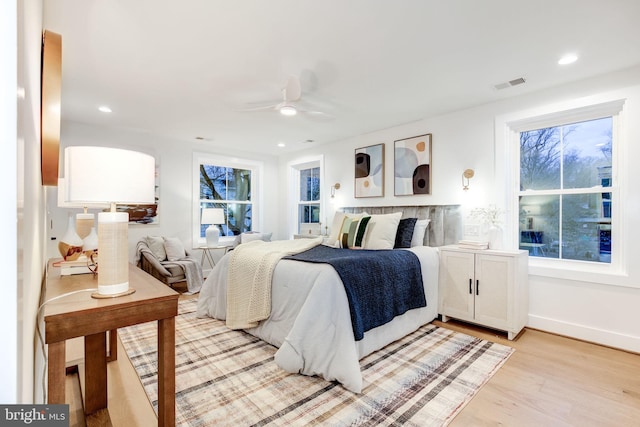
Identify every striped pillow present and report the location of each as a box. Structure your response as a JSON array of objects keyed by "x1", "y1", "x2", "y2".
[{"x1": 339, "y1": 216, "x2": 371, "y2": 249}]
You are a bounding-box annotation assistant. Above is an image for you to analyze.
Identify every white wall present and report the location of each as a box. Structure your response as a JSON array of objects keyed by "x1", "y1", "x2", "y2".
[
  {"x1": 49, "y1": 122, "x2": 282, "y2": 266},
  {"x1": 6, "y1": 0, "x2": 49, "y2": 404},
  {"x1": 280, "y1": 66, "x2": 640, "y2": 353},
  {"x1": 1, "y1": 0, "x2": 19, "y2": 404}
]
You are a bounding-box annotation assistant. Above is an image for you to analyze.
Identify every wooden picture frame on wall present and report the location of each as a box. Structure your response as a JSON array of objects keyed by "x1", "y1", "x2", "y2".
[
  {"x1": 354, "y1": 143, "x2": 385, "y2": 198},
  {"x1": 394, "y1": 133, "x2": 432, "y2": 196}
]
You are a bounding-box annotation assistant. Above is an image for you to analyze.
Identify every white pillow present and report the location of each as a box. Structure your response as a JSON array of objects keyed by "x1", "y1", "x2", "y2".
[
  {"x1": 241, "y1": 232, "x2": 272, "y2": 244},
  {"x1": 163, "y1": 237, "x2": 186, "y2": 261},
  {"x1": 411, "y1": 219, "x2": 431, "y2": 247},
  {"x1": 326, "y1": 211, "x2": 365, "y2": 247},
  {"x1": 363, "y1": 212, "x2": 402, "y2": 250},
  {"x1": 145, "y1": 236, "x2": 167, "y2": 261}
]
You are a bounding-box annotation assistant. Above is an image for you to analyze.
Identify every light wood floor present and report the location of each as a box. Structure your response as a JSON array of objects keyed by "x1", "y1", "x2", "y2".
[{"x1": 65, "y1": 289, "x2": 640, "y2": 426}]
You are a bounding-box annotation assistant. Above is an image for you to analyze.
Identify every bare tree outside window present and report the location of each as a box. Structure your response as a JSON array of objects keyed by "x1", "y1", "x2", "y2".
[
  {"x1": 200, "y1": 164, "x2": 252, "y2": 237},
  {"x1": 519, "y1": 117, "x2": 613, "y2": 263}
]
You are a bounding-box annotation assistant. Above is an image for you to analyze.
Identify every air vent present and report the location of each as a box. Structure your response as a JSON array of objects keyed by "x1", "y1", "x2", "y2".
[{"x1": 494, "y1": 77, "x2": 526, "y2": 91}]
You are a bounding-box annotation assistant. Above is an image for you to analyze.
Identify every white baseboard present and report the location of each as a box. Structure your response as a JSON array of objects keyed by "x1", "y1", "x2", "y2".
[{"x1": 528, "y1": 315, "x2": 640, "y2": 354}]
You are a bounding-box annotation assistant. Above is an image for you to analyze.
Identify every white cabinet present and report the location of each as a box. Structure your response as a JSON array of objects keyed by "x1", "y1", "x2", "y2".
[{"x1": 438, "y1": 246, "x2": 528, "y2": 340}]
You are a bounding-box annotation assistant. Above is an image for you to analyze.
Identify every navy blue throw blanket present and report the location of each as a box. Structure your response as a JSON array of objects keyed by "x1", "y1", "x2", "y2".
[{"x1": 284, "y1": 245, "x2": 426, "y2": 341}]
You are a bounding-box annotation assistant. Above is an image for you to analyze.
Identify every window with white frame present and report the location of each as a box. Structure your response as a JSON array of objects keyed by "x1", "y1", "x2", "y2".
[
  {"x1": 194, "y1": 153, "x2": 262, "y2": 244},
  {"x1": 298, "y1": 166, "x2": 321, "y2": 235},
  {"x1": 288, "y1": 157, "x2": 323, "y2": 237},
  {"x1": 518, "y1": 117, "x2": 614, "y2": 263}
]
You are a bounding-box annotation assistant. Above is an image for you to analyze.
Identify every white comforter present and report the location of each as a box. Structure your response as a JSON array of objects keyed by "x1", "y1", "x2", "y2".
[{"x1": 196, "y1": 245, "x2": 439, "y2": 393}]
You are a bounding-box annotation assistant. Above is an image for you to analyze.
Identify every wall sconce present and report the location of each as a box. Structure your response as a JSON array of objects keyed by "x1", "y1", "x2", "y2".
[
  {"x1": 330, "y1": 183, "x2": 341, "y2": 198},
  {"x1": 462, "y1": 169, "x2": 474, "y2": 191}
]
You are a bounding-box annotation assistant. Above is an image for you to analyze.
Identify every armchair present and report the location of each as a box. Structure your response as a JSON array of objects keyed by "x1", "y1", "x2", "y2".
[{"x1": 136, "y1": 236, "x2": 204, "y2": 294}]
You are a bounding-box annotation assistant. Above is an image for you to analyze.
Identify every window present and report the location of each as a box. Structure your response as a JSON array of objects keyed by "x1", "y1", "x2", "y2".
[
  {"x1": 494, "y1": 98, "x2": 627, "y2": 284},
  {"x1": 288, "y1": 156, "x2": 324, "y2": 237},
  {"x1": 518, "y1": 117, "x2": 613, "y2": 263},
  {"x1": 298, "y1": 166, "x2": 320, "y2": 234},
  {"x1": 194, "y1": 153, "x2": 262, "y2": 244}
]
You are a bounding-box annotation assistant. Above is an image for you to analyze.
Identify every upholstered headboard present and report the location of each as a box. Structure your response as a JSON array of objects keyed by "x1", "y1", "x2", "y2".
[{"x1": 340, "y1": 205, "x2": 462, "y2": 247}]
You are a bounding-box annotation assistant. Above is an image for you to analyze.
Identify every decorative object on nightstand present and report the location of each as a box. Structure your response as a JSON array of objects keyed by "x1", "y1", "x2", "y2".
[
  {"x1": 201, "y1": 208, "x2": 225, "y2": 247},
  {"x1": 438, "y1": 245, "x2": 528, "y2": 340},
  {"x1": 64, "y1": 146, "x2": 156, "y2": 297},
  {"x1": 58, "y1": 214, "x2": 84, "y2": 261},
  {"x1": 469, "y1": 205, "x2": 504, "y2": 250}
]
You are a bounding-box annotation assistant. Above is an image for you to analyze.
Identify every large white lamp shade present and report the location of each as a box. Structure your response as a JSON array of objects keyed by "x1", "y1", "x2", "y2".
[
  {"x1": 64, "y1": 146, "x2": 155, "y2": 297},
  {"x1": 201, "y1": 208, "x2": 225, "y2": 247}
]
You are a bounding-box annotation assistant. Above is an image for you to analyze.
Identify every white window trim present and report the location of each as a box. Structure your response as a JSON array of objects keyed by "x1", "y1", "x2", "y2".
[
  {"x1": 287, "y1": 155, "x2": 324, "y2": 238},
  {"x1": 495, "y1": 96, "x2": 634, "y2": 288},
  {"x1": 192, "y1": 152, "x2": 263, "y2": 247}
]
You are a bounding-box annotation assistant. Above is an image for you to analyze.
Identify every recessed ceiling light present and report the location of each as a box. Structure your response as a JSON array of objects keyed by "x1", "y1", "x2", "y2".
[
  {"x1": 558, "y1": 53, "x2": 578, "y2": 65},
  {"x1": 98, "y1": 105, "x2": 112, "y2": 113},
  {"x1": 279, "y1": 105, "x2": 297, "y2": 116},
  {"x1": 277, "y1": 142, "x2": 286, "y2": 148}
]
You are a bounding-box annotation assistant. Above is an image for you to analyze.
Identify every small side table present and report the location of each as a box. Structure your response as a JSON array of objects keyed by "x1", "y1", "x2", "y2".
[
  {"x1": 44, "y1": 261, "x2": 179, "y2": 426},
  {"x1": 199, "y1": 245, "x2": 230, "y2": 269}
]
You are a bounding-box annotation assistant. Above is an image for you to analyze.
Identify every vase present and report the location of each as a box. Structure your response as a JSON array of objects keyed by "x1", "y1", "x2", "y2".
[
  {"x1": 83, "y1": 226, "x2": 99, "y2": 256},
  {"x1": 58, "y1": 215, "x2": 84, "y2": 260},
  {"x1": 488, "y1": 224, "x2": 503, "y2": 250}
]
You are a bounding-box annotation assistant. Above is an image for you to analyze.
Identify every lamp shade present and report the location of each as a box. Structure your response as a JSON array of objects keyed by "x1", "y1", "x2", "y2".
[
  {"x1": 64, "y1": 146, "x2": 155, "y2": 205},
  {"x1": 201, "y1": 208, "x2": 225, "y2": 225}
]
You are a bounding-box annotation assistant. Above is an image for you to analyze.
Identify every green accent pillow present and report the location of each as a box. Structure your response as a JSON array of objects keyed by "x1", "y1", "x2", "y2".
[{"x1": 339, "y1": 216, "x2": 371, "y2": 248}]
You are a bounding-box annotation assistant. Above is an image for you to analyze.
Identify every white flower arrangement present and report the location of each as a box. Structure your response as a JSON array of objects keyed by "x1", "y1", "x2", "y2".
[{"x1": 469, "y1": 205, "x2": 504, "y2": 226}]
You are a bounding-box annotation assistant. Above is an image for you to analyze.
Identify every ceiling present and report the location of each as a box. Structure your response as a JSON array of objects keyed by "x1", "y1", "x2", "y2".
[{"x1": 43, "y1": 0, "x2": 640, "y2": 155}]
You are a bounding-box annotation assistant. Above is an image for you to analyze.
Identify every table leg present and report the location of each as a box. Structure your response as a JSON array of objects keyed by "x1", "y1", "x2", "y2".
[
  {"x1": 158, "y1": 317, "x2": 176, "y2": 427},
  {"x1": 47, "y1": 340, "x2": 66, "y2": 403},
  {"x1": 207, "y1": 250, "x2": 216, "y2": 267},
  {"x1": 84, "y1": 332, "x2": 107, "y2": 414},
  {"x1": 107, "y1": 329, "x2": 118, "y2": 362}
]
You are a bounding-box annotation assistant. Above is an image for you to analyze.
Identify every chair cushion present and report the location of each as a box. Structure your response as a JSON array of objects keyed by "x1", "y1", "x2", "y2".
[
  {"x1": 164, "y1": 237, "x2": 186, "y2": 261},
  {"x1": 145, "y1": 236, "x2": 167, "y2": 261}
]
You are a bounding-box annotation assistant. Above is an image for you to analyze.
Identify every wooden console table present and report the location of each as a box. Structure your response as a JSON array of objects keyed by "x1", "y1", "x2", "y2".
[{"x1": 44, "y1": 261, "x2": 179, "y2": 426}]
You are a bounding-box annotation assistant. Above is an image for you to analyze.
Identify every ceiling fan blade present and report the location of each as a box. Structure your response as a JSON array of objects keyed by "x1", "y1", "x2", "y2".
[
  {"x1": 284, "y1": 76, "x2": 302, "y2": 102},
  {"x1": 301, "y1": 109, "x2": 335, "y2": 120},
  {"x1": 235, "y1": 102, "x2": 279, "y2": 112}
]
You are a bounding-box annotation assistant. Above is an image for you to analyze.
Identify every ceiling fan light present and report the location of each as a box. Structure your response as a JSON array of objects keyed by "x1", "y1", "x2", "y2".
[{"x1": 279, "y1": 105, "x2": 297, "y2": 116}]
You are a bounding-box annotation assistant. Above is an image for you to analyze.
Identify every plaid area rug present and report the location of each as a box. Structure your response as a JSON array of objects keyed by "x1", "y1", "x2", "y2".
[{"x1": 119, "y1": 299, "x2": 513, "y2": 426}]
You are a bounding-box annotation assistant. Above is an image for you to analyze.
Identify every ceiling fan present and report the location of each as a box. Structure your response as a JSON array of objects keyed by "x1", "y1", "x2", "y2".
[{"x1": 238, "y1": 76, "x2": 332, "y2": 119}]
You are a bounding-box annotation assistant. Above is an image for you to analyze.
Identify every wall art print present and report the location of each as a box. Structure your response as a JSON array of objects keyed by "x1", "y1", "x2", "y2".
[
  {"x1": 354, "y1": 143, "x2": 384, "y2": 198},
  {"x1": 394, "y1": 133, "x2": 432, "y2": 196}
]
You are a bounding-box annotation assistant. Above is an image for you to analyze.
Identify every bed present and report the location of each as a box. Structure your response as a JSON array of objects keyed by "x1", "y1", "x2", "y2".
[{"x1": 196, "y1": 205, "x2": 462, "y2": 393}]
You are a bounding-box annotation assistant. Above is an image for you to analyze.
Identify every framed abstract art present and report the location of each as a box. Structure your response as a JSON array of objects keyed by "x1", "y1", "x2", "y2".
[
  {"x1": 394, "y1": 133, "x2": 432, "y2": 196},
  {"x1": 354, "y1": 143, "x2": 384, "y2": 198}
]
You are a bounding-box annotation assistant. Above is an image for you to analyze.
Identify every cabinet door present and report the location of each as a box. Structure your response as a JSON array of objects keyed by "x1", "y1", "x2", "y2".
[
  {"x1": 474, "y1": 253, "x2": 511, "y2": 330},
  {"x1": 439, "y1": 250, "x2": 475, "y2": 321}
]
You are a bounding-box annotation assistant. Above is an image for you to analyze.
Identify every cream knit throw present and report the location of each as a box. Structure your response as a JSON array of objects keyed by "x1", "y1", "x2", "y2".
[{"x1": 226, "y1": 237, "x2": 323, "y2": 330}]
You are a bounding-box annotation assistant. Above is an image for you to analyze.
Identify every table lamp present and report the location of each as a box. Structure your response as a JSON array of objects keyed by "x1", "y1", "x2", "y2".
[
  {"x1": 64, "y1": 146, "x2": 155, "y2": 297},
  {"x1": 201, "y1": 208, "x2": 225, "y2": 247}
]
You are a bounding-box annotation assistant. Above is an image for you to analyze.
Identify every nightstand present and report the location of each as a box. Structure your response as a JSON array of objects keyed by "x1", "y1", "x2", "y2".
[
  {"x1": 438, "y1": 245, "x2": 529, "y2": 340},
  {"x1": 199, "y1": 245, "x2": 230, "y2": 268},
  {"x1": 43, "y1": 261, "x2": 179, "y2": 426}
]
